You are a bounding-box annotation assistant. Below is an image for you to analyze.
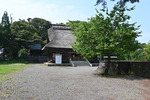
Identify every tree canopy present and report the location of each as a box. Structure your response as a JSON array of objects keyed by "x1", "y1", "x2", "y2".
[
  {"x1": 10, "y1": 20, "x2": 42, "y2": 57},
  {"x1": 69, "y1": 2, "x2": 141, "y2": 74},
  {"x1": 0, "y1": 11, "x2": 12, "y2": 56},
  {"x1": 28, "y1": 17, "x2": 51, "y2": 45},
  {"x1": 145, "y1": 43, "x2": 150, "y2": 61},
  {"x1": 95, "y1": 0, "x2": 139, "y2": 8},
  {"x1": 1, "y1": 11, "x2": 10, "y2": 27},
  {"x1": 0, "y1": 11, "x2": 52, "y2": 59}
]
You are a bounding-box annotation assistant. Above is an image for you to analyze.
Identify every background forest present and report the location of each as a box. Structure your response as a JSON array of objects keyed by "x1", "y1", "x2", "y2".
[
  {"x1": 0, "y1": 10, "x2": 150, "y2": 61},
  {"x1": 0, "y1": 11, "x2": 51, "y2": 59}
]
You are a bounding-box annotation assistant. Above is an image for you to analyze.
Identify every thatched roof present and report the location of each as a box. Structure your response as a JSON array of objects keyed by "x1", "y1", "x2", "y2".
[{"x1": 43, "y1": 25, "x2": 75, "y2": 49}]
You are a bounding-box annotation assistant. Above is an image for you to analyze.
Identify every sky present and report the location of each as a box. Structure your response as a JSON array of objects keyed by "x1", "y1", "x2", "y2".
[{"x1": 0, "y1": 0, "x2": 149, "y2": 43}]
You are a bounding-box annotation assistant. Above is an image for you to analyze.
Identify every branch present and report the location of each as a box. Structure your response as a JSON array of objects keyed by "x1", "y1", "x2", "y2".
[{"x1": 95, "y1": 0, "x2": 139, "y2": 7}]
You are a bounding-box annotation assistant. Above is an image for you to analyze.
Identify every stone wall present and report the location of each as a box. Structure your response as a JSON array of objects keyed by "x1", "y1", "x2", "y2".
[
  {"x1": 25, "y1": 56, "x2": 48, "y2": 63},
  {"x1": 98, "y1": 61, "x2": 150, "y2": 78},
  {"x1": 131, "y1": 61, "x2": 150, "y2": 78}
]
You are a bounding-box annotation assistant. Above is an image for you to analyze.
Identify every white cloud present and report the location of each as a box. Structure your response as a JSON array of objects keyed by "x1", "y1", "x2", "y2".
[{"x1": 0, "y1": 0, "x2": 88, "y2": 23}]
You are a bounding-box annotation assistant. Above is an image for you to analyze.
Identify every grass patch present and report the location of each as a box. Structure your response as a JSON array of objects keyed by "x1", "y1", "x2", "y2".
[
  {"x1": 0, "y1": 60, "x2": 28, "y2": 65},
  {"x1": 0, "y1": 63, "x2": 28, "y2": 81}
]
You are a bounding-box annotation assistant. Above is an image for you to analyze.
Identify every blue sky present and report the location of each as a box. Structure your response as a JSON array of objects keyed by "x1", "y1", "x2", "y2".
[{"x1": 0, "y1": 0, "x2": 149, "y2": 43}]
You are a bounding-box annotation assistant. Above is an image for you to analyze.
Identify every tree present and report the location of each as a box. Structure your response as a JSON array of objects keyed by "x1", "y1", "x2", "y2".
[
  {"x1": 1, "y1": 11, "x2": 10, "y2": 27},
  {"x1": 56, "y1": 22, "x2": 66, "y2": 25},
  {"x1": 145, "y1": 43, "x2": 150, "y2": 61},
  {"x1": 18, "y1": 48, "x2": 29, "y2": 58},
  {"x1": 66, "y1": 20, "x2": 83, "y2": 30},
  {"x1": 0, "y1": 11, "x2": 12, "y2": 57},
  {"x1": 124, "y1": 43, "x2": 145, "y2": 61},
  {"x1": 10, "y1": 20, "x2": 42, "y2": 57},
  {"x1": 70, "y1": 2, "x2": 141, "y2": 75},
  {"x1": 0, "y1": 24, "x2": 4, "y2": 45},
  {"x1": 95, "y1": 0, "x2": 139, "y2": 8},
  {"x1": 28, "y1": 18, "x2": 51, "y2": 45}
]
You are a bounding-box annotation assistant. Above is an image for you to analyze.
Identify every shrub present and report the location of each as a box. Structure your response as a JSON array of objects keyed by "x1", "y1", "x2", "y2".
[{"x1": 18, "y1": 48, "x2": 29, "y2": 58}]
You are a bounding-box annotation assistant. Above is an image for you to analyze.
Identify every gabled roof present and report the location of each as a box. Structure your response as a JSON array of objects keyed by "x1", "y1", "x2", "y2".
[
  {"x1": 30, "y1": 43, "x2": 41, "y2": 50},
  {"x1": 43, "y1": 25, "x2": 75, "y2": 49}
]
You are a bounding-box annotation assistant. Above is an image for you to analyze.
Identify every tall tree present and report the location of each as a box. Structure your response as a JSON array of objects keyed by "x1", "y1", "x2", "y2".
[
  {"x1": 28, "y1": 18, "x2": 51, "y2": 45},
  {"x1": 0, "y1": 24, "x2": 4, "y2": 46},
  {"x1": 0, "y1": 11, "x2": 12, "y2": 56},
  {"x1": 10, "y1": 20, "x2": 42, "y2": 57},
  {"x1": 70, "y1": 2, "x2": 141, "y2": 75},
  {"x1": 1, "y1": 11, "x2": 10, "y2": 27}
]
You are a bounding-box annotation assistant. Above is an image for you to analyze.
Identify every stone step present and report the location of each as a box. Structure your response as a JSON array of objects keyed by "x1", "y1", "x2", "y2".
[{"x1": 72, "y1": 61, "x2": 89, "y2": 67}]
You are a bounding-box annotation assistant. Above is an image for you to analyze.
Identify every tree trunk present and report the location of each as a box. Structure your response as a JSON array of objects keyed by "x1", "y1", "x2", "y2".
[
  {"x1": 104, "y1": 55, "x2": 111, "y2": 75},
  {"x1": 128, "y1": 52, "x2": 130, "y2": 60}
]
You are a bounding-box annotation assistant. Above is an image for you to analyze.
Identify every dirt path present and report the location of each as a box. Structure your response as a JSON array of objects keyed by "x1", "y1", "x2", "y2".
[
  {"x1": 0, "y1": 64, "x2": 149, "y2": 100},
  {"x1": 135, "y1": 79, "x2": 150, "y2": 100}
]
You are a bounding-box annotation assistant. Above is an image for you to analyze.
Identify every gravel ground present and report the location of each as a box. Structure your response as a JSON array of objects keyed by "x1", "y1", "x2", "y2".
[{"x1": 0, "y1": 64, "x2": 149, "y2": 100}]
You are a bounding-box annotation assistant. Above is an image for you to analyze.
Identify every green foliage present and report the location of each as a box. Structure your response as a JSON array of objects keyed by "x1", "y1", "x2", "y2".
[
  {"x1": 32, "y1": 33, "x2": 42, "y2": 43},
  {"x1": 69, "y1": 2, "x2": 140, "y2": 75},
  {"x1": 95, "y1": 0, "x2": 139, "y2": 8},
  {"x1": 0, "y1": 11, "x2": 12, "y2": 57},
  {"x1": 0, "y1": 24, "x2": 4, "y2": 45},
  {"x1": 0, "y1": 12, "x2": 51, "y2": 59},
  {"x1": 28, "y1": 17, "x2": 51, "y2": 45},
  {"x1": 56, "y1": 22, "x2": 66, "y2": 25},
  {"x1": 11, "y1": 20, "x2": 37, "y2": 36},
  {"x1": 122, "y1": 43, "x2": 147, "y2": 61},
  {"x1": 18, "y1": 48, "x2": 29, "y2": 58},
  {"x1": 1, "y1": 11, "x2": 10, "y2": 27},
  {"x1": 129, "y1": 50, "x2": 145, "y2": 61},
  {"x1": 66, "y1": 20, "x2": 82, "y2": 31},
  {"x1": 10, "y1": 20, "x2": 42, "y2": 57},
  {"x1": 145, "y1": 42, "x2": 150, "y2": 61},
  {"x1": 70, "y1": 3, "x2": 140, "y2": 60}
]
